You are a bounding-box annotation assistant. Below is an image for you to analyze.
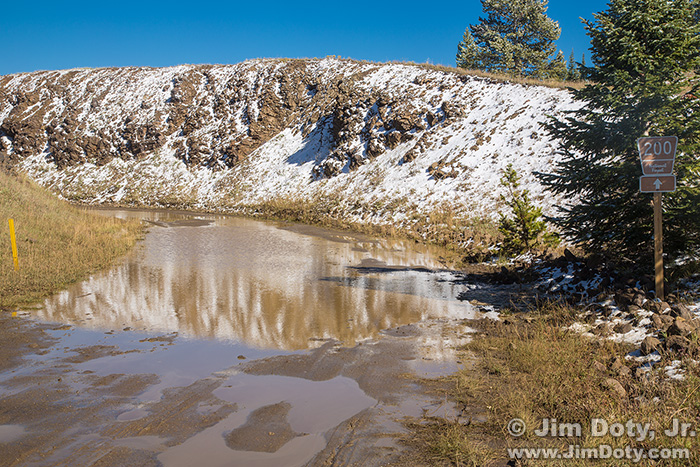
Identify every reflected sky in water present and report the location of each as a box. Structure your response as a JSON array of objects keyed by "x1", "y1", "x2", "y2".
[{"x1": 35, "y1": 210, "x2": 474, "y2": 350}]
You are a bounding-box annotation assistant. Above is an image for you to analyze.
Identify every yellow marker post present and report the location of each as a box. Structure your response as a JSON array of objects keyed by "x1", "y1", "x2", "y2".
[{"x1": 8, "y1": 218, "x2": 18, "y2": 271}]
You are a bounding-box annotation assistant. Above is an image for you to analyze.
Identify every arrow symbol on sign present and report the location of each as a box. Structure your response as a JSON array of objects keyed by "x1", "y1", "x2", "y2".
[{"x1": 654, "y1": 179, "x2": 663, "y2": 190}]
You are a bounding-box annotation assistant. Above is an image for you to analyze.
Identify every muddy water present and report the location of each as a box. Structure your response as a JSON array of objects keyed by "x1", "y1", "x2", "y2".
[
  {"x1": 8, "y1": 209, "x2": 477, "y2": 466},
  {"x1": 37, "y1": 209, "x2": 473, "y2": 350}
]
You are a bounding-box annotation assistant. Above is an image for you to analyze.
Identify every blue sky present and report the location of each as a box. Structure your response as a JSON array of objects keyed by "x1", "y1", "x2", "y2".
[{"x1": 0, "y1": 0, "x2": 609, "y2": 76}]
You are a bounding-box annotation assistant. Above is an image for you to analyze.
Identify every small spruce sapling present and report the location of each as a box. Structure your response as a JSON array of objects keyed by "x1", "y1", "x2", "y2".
[{"x1": 498, "y1": 164, "x2": 559, "y2": 256}]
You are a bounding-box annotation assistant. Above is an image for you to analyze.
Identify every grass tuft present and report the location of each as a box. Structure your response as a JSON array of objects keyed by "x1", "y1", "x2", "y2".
[{"x1": 239, "y1": 195, "x2": 500, "y2": 266}]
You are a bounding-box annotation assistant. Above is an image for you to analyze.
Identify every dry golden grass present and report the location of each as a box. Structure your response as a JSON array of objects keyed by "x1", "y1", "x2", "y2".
[
  {"x1": 0, "y1": 172, "x2": 142, "y2": 308},
  {"x1": 265, "y1": 57, "x2": 586, "y2": 90},
  {"x1": 241, "y1": 196, "x2": 500, "y2": 266},
  {"x1": 336, "y1": 56, "x2": 587, "y2": 90},
  {"x1": 408, "y1": 420, "x2": 498, "y2": 467},
  {"x1": 409, "y1": 62, "x2": 587, "y2": 90},
  {"x1": 419, "y1": 301, "x2": 700, "y2": 466}
]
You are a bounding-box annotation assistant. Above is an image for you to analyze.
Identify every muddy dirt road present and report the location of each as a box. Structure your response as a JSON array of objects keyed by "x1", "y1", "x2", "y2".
[{"x1": 0, "y1": 210, "x2": 507, "y2": 466}]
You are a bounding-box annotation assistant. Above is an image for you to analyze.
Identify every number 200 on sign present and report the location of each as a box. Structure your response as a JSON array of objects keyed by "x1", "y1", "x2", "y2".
[{"x1": 639, "y1": 138, "x2": 676, "y2": 159}]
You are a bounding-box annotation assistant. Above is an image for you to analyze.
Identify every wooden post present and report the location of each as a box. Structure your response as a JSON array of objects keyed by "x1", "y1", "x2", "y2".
[{"x1": 653, "y1": 193, "x2": 663, "y2": 300}]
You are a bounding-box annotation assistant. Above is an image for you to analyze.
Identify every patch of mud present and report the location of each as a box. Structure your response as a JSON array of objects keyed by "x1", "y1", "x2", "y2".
[
  {"x1": 1, "y1": 283, "x2": 485, "y2": 467},
  {"x1": 139, "y1": 333, "x2": 178, "y2": 344},
  {"x1": 278, "y1": 222, "x2": 378, "y2": 245},
  {"x1": 145, "y1": 219, "x2": 213, "y2": 228},
  {"x1": 233, "y1": 319, "x2": 475, "y2": 466},
  {"x1": 101, "y1": 379, "x2": 237, "y2": 446},
  {"x1": 0, "y1": 425, "x2": 26, "y2": 443},
  {"x1": 88, "y1": 373, "x2": 160, "y2": 398},
  {"x1": 0, "y1": 313, "x2": 56, "y2": 372},
  {"x1": 224, "y1": 402, "x2": 300, "y2": 453},
  {"x1": 61, "y1": 344, "x2": 122, "y2": 363}
]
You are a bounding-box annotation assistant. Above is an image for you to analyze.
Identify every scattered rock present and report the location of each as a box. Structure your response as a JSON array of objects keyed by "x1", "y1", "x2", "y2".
[
  {"x1": 645, "y1": 300, "x2": 671, "y2": 314},
  {"x1": 670, "y1": 304, "x2": 695, "y2": 321},
  {"x1": 426, "y1": 111, "x2": 440, "y2": 127},
  {"x1": 634, "y1": 367, "x2": 650, "y2": 381},
  {"x1": 563, "y1": 249, "x2": 578, "y2": 262},
  {"x1": 440, "y1": 100, "x2": 462, "y2": 120},
  {"x1": 651, "y1": 314, "x2": 673, "y2": 331},
  {"x1": 640, "y1": 336, "x2": 661, "y2": 355},
  {"x1": 602, "y1": 378, "x2": 627, "y2": 399},
  {"x1": 610, "y1": 357, "x2": 631, "y2": 377},
  {"x1": 428, "y1": 159, "x2": 461, "y2": 180},
  {"x1": 665, "y1": 335, "x2": 692, "y2": 353},
  {"x1": 667, "y1": 318, "x2": 695, "y2": 337},
  {"x1": 592, "y1": 361, "x2": 607, "y2": 373},
  {"x1": 613, "y1": 322, "x2": 633, "y2": 334},
  {"x1": 632, "y1": 294, "x2": 646, "y2": 307},
  {"x1": 593, "y1": 322, "x2": 612, "y2": 337}
]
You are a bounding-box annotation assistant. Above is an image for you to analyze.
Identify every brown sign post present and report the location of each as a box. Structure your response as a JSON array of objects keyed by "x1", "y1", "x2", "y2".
[{"x1": 637, "y1": 136, "x2": 677, "y2": 301}]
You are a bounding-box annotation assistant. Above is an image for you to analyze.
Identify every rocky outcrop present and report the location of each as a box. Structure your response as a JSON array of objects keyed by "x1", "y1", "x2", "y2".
[{"x1": 0, "y1": 61, "x2": 450, "y2": 176}]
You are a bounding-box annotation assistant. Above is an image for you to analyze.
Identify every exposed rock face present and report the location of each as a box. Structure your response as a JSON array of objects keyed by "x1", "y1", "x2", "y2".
[
  {"x1": 0, "y1": 61, "x2": 450, "y2": 176},
  {"x1": 0, "y1": 58, "x2": 579, "y2": 233},
  {"x1": 1, "y1": 63, "x2": 326, "y2": 171}
]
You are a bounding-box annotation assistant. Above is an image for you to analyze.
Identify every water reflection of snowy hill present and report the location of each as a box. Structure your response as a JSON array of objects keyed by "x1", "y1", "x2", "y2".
[{"x1": 37, "y1": 210, "x2": 475, "y2": 350}]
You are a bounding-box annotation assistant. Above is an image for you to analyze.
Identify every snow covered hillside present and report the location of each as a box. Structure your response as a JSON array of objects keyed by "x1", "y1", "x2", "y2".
[{"x1": 0, "y1": 58, "x2": 580, "y2": 243}]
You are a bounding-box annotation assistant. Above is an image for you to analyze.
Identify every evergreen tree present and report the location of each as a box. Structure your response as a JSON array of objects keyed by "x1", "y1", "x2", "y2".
[
  {"x1": 456, "y1": 29, "x2": 483, "y2": 70},
  {"x1": 567, "y1": 50, "x2": 581, "y2": 81},
  {"x1": 539, "y1": 0, "x2": 700, "y2": 263},
  {"x1": 499, "y1": 164, "x2": 559, "y2": 255},
  {"x1": 579, "y1": 53, "x2": 587, "y2": 80},
  {"x1": 456, "y1": 0, "x2": 561, "y2": 78},
  {"x1": 548, "y1": 50, "x2": 569, "y2": 80}
]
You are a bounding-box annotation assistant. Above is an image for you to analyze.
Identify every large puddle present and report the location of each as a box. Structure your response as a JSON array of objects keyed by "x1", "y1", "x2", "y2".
[
  {"x1": 7, "y1": 209, "x2": 477, "y2": 466},
  {"x1": 36, "y1": 209, "x2": 474, "y2": 349}
]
